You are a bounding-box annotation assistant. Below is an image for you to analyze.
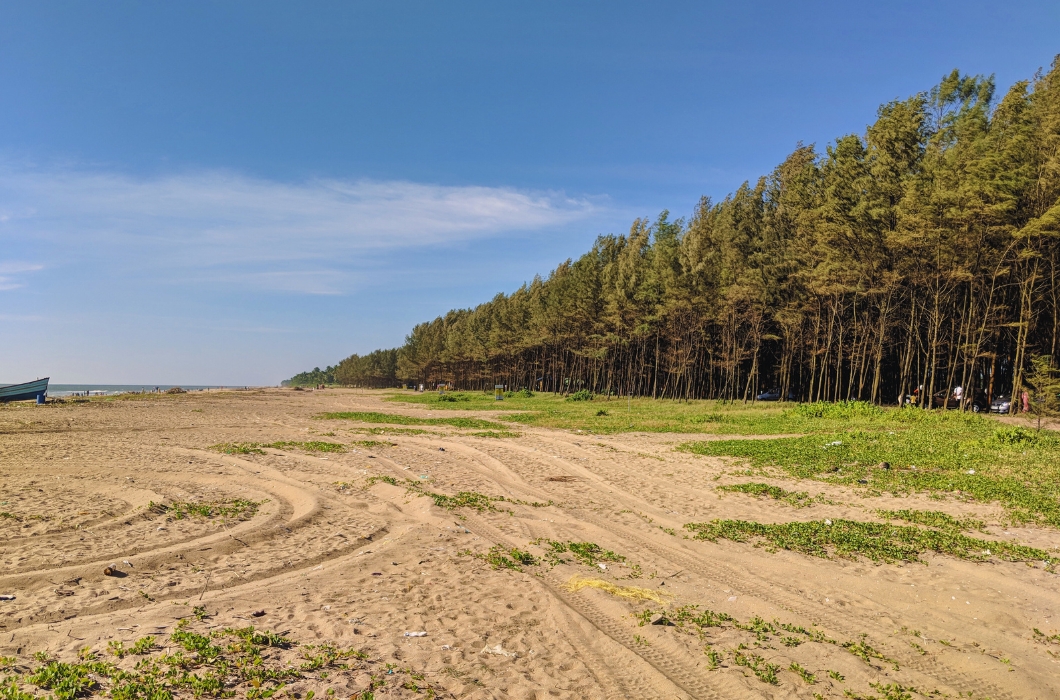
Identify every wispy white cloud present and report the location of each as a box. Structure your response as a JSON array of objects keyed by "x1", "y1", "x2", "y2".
[
  {"x1": 0, "y1": 262, "x2": 43, "y2": 291},
  {"x1": 0, "y1": 165, "x2": 601, "y2": 293}
]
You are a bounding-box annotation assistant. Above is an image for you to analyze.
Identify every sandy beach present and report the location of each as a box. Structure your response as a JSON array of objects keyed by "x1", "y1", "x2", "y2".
[{"x1": 1, "y1": 388, "x2": 1058, "y2": 698}]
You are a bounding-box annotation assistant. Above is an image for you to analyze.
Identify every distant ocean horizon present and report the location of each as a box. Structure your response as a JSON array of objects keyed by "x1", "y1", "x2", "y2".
[{"x1": 3, "y1": 383, "x2": 260, "y2": 397}]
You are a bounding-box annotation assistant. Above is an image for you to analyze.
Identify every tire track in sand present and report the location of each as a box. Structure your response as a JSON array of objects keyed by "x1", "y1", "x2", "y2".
[
  {"x1": 0, "y1": 449, "x2": 391, "y2": 627},
  {"x1": 460, "y1": 511, "x2": 746, "y2": 699},
  {"x1": 484, "y1": 438, "x2": 1021, "y2": 700}
]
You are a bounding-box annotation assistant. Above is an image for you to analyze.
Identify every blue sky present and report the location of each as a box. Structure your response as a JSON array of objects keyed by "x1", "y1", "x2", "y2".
[{"x1": 1, "y1": 1, "x2": 1058, "y2": 384}]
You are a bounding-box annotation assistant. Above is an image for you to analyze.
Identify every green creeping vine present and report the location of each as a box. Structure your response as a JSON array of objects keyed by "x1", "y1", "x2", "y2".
[
  {"x1": 209, "y1": 443, "x2": 265, "y2": 455},
  {"x1": 263, "y1": 441, "x2": 346, "y2": 453},
  {"x1": 149, "y1": 500, "x2": 263, "y2": 521},
  {"x1": 630, "y1": 603, "x2": 907, "y2": 686},
  {"x1": 363, "y1": 476, "x2": 551, "y2": 513},
  {"x1": 0, "y1": 624, "x2": 424, "y2": 700},
  {"x1": 875, "y1": 509, "x2": 984, "y2": 531},
  {"x1": 716, "y1": 482, "x2": 816, "y2": 508},
  {"x1": 475, "y1": 545, "x2": 538, "y2": 570},
  {"x1": 681, "y1": 417, "x2": 1060, "y2": 527},
  {"x1": 210, "y1": 441, "x2": 347, "y2": 454},
  {"x1": 319, "y1": 411, "x2": 506, "y2": 430},
  {"x1": 683, "y1": 518, "x2": 1056, "y2": 566},
  {"x1": 463, "y1": 539, "x2": 629, "y2": 573},
  {"x1": 534, "y1": 540, "x2": 626, "y2": 567}
]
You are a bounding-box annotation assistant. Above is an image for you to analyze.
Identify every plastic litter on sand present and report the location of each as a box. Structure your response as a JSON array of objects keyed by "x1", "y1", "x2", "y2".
[
  {"x1": 563, "y1": 575, "x2": 671, "y2": 603},
  {"x1": 481, "y1": 644, "x2": 517, "y2": 658}
]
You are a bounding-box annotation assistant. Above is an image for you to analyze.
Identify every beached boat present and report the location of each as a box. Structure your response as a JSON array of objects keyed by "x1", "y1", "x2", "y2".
[{"x1": 0, "y1": 378, "x2": 49, "y2": 402}]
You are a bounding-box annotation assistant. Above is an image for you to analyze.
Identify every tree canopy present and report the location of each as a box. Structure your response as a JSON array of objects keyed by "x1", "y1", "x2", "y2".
[{"x1": 287, "y1": 58, "x2": 1060, "y2": 406}]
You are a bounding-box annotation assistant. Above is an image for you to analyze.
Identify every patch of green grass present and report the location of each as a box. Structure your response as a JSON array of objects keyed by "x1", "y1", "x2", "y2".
[
  {"x1": 363, "y1": 476, "x2": 549, "y2": 514},
  {"x1": 717, "y1": 482, "x2": 815, "y2": 508},
  {"x1": 349, "y1": 440, "x2": 396, "y2": 448},
  {"x1": 109, "y1": 674, "x2": 171, "y2": 700},
  {"x1": 225, "y1": 627, "x2": 294, "y2": 649},
  {"x1": 789, "y1": 661, "x2": 816, "y2": 684},
  {"x1": 468, "y1": 430, "x2": 522, "y2": 438},
  {"x1": 424, "y1": 490, "x2": 497, "y2": 512},
  {"x1": 130, "y1": 637, "x2": 156, "y2": 656},
  {"x1": 736, "y1": 615, "x2": 783, "y2": 641},
  {"x1": 264, "y1": 440, "x2": 346, "y2": 453},
  {"x1": 668, "y1": 604, "x2": 733, "y2": 629},
  {"x1": 787, "y1": 401, "x2": 885, "y2": 420},
  {"x1": 477, "y1": 545, "x2": 537, "y2": 570},
  {"x1": 0, "y1": 622, "x2": 395, "y2": 700},
  {"x1": 681, "y1": 414, "x2": 1060, "y2": 527},
  {"x1": 0, "y1": 677, "x2": 37, "y2": 700},
  {"x1": 26, "y1": 662, "x2": 97, "y2": 700},
  {"x1": 364, "y1": 475, "x2": 400, "y2": 487},
  {"x1": 732, "y1": 650, "x2": 780, "y2": 684},
  {"x1": 1033, "y1": 628, "x2": 1060, "y2": 644},
  {"x1": 876, "y1": 509, "x2": 984, "y2": 531},
  {"x1": 320, "y1": 411, "x2": 506, "y2": 430},
  {"x1": 151, "y1": 499, "x2": 263, "y2": 521},
  {"x1": 990, "y1": 425, "x2": 1040, "y2": 446},
  {"x1": 386, "y1": 392, "x2": 938, "y2": 435},
  {"x1": 389, "y1": 391, "x2": 519, "y2": 409},
  {"x1": 633, "y1": 602, "x2": 907, "y2": 683},
  {"x1": 170, "y1": 628, "x2": 224, "y2": 663},
  {"x1": 436, "y1": 393, "x2": 471, "y2": 402},
  {"x1": 387, "y1": 389, "x2": 797, "y2": 433},
  {"x1": 209, "y1": 442, "x2": 265, "y2": 455},
  {"x1": 683, "y1": 518, "x2": 1055, "y2": 566},
  {"x1": 536, "y1": 540, "x2": 626, "y2": 566},
  {"x1": 842, "y1": 637, "x2": 899, "y2": 670},
  {"x1": 498, "y1": 402, "x2": 789, "y2": 434},
  {"x1": 213, "y1": 437, "x2": 384, "y2": 454},
  {"x1": 352, "y1": 426, "x2": 432, "y2": 436},
  {"x1": 868, "y1": 682, "x2": 916, "y2": 700}
]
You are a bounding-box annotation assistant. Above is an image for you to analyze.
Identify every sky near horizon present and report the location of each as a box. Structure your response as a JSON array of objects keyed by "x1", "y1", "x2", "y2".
[{"x1": 1, "y1": 2, "x2": 1058, "y2": 385}]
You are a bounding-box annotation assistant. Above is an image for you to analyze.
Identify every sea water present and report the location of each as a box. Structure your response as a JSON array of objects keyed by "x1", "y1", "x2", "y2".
[{"x1": 46, "y1": 384, "x2": 234, "y2": 397}]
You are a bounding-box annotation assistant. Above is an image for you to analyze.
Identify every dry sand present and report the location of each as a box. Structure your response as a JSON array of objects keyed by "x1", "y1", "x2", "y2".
[{"x1": 1, "y1": 388, "x2": 1058, "y2": 698}]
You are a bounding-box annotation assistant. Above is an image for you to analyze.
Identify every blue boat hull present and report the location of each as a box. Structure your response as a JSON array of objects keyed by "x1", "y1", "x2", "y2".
[{"x1": 0, "y1": 378, "x2": 49, "y2": 402}]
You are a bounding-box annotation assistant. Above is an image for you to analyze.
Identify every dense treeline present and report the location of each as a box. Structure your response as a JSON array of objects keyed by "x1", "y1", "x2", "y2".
[
  {"x1": 332, "y1": 349, "x2": 399, "y2": 388},
  {"x1": 281, "y1": 366, "x2": 335, "y2": 387},
  {"x1": 289, "y1": 60, "x2": 1060, "y2": 406},
  {"x1": 283, "y1": 350, "x2": 398, "y2": 388}
]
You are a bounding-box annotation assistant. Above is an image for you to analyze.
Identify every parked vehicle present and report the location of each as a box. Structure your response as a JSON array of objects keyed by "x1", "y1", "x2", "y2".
[
  {"x1": 990, "y1": 394, "x2": 1012, "y2": 414},
  {"x1": 755, "y1": 388, "x2": 796, "y2": 402},
  {"x1": 931, "y1": 388, "x2": 989, "y2": 412}
]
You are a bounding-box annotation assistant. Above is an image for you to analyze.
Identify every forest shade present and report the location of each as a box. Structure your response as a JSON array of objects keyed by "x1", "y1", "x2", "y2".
[{"x1": 287, "y1": 58, "x2": 1060, "y2": 406}]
